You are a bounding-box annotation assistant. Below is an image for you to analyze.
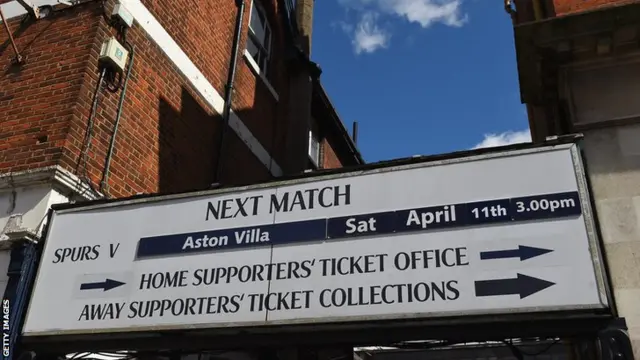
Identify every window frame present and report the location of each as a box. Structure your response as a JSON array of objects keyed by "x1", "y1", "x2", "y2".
[
  {"x1": 247, "y1": 0, "x2": 272, "y2": 77},
  {"x1": 308, "y1": 129, "x2": 321, "y2": 167}
]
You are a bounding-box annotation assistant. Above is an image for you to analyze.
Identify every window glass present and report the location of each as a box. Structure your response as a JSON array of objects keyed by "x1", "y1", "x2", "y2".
[
  {"x1": 308, "y1": 130, "x2": 320, "y2": 165},
  {"x1": 247, "y1": 1, "x2": 271, "y2": 74},
  {"x1": 250, "y1": 5, "x2": 265, "y2": 42}
]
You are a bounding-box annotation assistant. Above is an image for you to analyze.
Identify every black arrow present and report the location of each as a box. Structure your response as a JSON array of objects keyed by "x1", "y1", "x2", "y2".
[
  {"x1": 480, "y1": 245, "x2": 553, "y2": 261},
  {"x1": 474, "y1": 273, "x2": 555, "y2": 299},
  {"x1": 80, "y1": 279, "x2": 126, "y2": 291}
]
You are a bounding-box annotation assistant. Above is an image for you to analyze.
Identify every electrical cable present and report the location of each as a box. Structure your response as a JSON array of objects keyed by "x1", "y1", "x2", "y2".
[
  {"x1": 106, "y1": 70, "x2": 123, "y2": 93},
  {"x1": 100, "y1": 40, "x2": 134, "y2": 195},
  {"x1": 68, "y1": 353, "x2": 91, "y2": 360},
  {"x1": 77, "y1": 68, "x2": 108, "y2": 197},
  {"x1": 66, "y1": 352, "x2": 135, "y2": 360},
  {"x1": 503, "y1": 338, "x2": 560, "y2": 358},
  {"x1": 77, "y1": 6, "x2": 131, "y2": 197},
  {"x1": 95, "y1": 353, "x2": 128, "y2": 358},
  {"x1": 515, "y1": 339, "x2": 560, "y2": 356}
]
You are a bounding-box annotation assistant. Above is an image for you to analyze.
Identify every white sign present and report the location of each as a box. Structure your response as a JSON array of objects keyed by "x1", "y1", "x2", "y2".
[{"x1": 22, "y1": 144, "x2": 609, "y2": 336}]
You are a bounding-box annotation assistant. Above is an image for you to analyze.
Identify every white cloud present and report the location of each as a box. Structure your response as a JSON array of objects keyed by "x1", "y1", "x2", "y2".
[
  {"x1": 378, "y1": 0, "x2": 468, "y2": 28},
  {"x1": 472, "y1": 129, "x2": 532, "y2": 149},
  {"x1": 352, "y1": 12, "x2": 391, "y2": 54},
  {"x1": 339, "y1": 0, "x2": 468, "y2": 29},
  {"x1": 336, "y1": 0, "x2": 468, "y2": 54}
]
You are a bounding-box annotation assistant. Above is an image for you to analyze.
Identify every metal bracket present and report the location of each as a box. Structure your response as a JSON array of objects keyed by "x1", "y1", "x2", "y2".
[
  {"x1": 0, "y1": 6, "x2": 24, "y2": 64},
  {"x1": 0, "y1": 0, "x2": 46, "y2": 64},
  {"x1": 15, "y1": 0, "x2": 41, "y2": 19}
]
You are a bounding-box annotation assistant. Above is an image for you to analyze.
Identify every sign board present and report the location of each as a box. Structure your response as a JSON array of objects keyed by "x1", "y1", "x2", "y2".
[{"x1": 22, "y1": 144, "x2": 609, "y2": 337}]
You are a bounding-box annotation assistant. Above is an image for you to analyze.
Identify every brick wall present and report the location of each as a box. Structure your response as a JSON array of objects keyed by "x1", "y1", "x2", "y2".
[
  {"x1": 513, "y1": 0, "x2": 638, "y2": 22},
  {"x1": 553, "y1": 0, "x2": 638, "y2": 16},
  {"x1": 296, "y1": 0, "x2": 313, "y2": 54},
  {"x1": 1, "y1": 0, "x2": 359, "y2": 201},
  {"x1": 311, "y1": 83, "x2": 361, "y2": 170},
  {"x1": 66, "y1": 0, "x2": 232, "y2": 196},
  {"x1": 54, "y1": 0, "x2": 232, "y2": 197},
  {"x1": 0, "y1": 0, "x2": 297, "y2": 198},
  {"x1": 321, "y1": 138, "x2": 343, "y2": 170},
  {"x1": 139, "y1": 0, "x2": 293, "y2": 172},
  {"x1": 0, "y1": 4, "x2": 100, "y2": 172}
]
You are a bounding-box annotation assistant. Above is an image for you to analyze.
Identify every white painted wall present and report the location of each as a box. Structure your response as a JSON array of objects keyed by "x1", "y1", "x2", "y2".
[
  {"x1": 0, "y1": 185, "x2": 72, "y2": 240},
  {"x1": 0, "y1": 185, "x2": 53, "y2": 238},
  {"x1": 0, "y1": 170, "x2": 82, "y2": 312}
]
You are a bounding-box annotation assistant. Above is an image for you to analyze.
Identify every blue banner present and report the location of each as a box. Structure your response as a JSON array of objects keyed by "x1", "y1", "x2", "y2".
[{"x1": 136, "y1": 191, "x2": 582, "y2": 259}]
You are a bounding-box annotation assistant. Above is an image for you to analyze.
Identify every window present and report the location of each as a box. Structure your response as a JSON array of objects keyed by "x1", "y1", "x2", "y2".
[
  {"x1": 308, "y1": 130, "x2": 320, "y2": 166},
  {"x1": 565, "y1": 59, "x2": 640, "y2": 125},
  {"x1": 246, "y1": 1, "x2": 272, "y2": 76}
]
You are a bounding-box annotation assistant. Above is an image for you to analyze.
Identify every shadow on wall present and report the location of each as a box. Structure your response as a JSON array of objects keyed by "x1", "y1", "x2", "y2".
[
  {"x1": 156, "y1": 85, "x2": 275, "y2": 195},
  {"x1": 0, "y1": 16, "x2": 48, "y2": 70},
  {"x1": 157, "y1": 87, "x2": 220, "y2": 194}
]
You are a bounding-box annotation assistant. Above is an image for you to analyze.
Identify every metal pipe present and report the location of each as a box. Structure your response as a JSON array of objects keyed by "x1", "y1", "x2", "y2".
[
  {"x1": 216, "y1": 0, "x2": 245, "y2": 183},
  {"x1": 100, "y1": 43, "x2": 135, "y2": 195},
  {"x1": 0, "y1": 7, "x2": 23, "y2": 64},
  {"x1": 352, "y1": 121, "x2": 358, "y2": 145},
  {"x1": 77, "y1": 67, "x2": 107, "y2": 196}
]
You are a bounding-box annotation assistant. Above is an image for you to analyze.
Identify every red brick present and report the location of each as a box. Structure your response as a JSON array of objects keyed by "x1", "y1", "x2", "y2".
[
  {"x1": 514, "y1": 0, "x2": 638, "y2": 22},
  {"x1": 322, "y1": 138, "x2": 342, "y2": 170},
  {"x1": 553, "y1": 0, "x2": 637, "y2": 15},
  {"x1": 1, "y1": 0, "x2": 357, "y2": 199}
]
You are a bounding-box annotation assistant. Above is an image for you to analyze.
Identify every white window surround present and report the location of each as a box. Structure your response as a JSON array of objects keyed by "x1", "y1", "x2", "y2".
[
  {"x1": 308, "y1": 129, "x2": 320, "y2": 167},
  {"x1": 243, "y1": 49, "x2": 279, "y2": 101},
  {"x1": 246, "y1": 0, "x2": 272, "y2": 76},
  {"x1": 0, "y1": 0, "x2": 284, "y2": 177}
]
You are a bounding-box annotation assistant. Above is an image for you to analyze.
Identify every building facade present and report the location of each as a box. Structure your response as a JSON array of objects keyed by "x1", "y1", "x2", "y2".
[
  {"x1": 509, "y1": 0, "x2": 640, "y2": 357},
  {"x1": 0, "y1": 0, "x2": 363, "y2": 340}
]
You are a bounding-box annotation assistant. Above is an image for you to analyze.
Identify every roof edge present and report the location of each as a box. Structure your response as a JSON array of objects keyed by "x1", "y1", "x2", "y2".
[{"x1": 313, "y1": 80, "x2": 365, "y2": 165}]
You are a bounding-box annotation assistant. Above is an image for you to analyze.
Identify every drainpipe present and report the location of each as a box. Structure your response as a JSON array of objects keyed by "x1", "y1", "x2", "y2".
[
  {"x1": 100, "y1": 43, "x2": 136, "y2": 195},
  {"x1": 215, "y1": 0, "x2": 245, "y2": 184}
]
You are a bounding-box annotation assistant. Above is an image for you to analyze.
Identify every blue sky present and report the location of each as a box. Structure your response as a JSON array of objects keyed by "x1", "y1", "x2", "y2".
[{"x1": 312, "y1": 0, "x2": 532, "y2": 163}]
